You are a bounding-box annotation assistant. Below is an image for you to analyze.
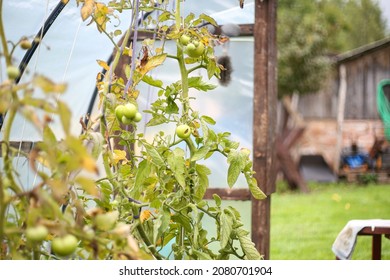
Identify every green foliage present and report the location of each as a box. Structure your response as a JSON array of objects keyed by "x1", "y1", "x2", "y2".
[
  {"x1": 0, "y1": 0, "x2": 264, "y2": 260},
  {"x1": 277, "y1": 0, "x2": 387, "y2": 97}
]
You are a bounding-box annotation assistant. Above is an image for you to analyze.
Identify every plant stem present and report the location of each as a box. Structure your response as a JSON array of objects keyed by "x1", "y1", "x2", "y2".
[
  {"x1": 187, "y1": 64, "x2": 206, "y2": 74},
  {"x1": 131, "y1": 206, "x2": 164, "y2": 260},
  {"x1": 0, "y1": 0, "x2": 11, "y2": 67},
  {"x1": 0, "y1": 175, "x2": 5, "y2": 257},
  {"x1": 175, "y1": 0, "x2": 189, "y2": 115}
]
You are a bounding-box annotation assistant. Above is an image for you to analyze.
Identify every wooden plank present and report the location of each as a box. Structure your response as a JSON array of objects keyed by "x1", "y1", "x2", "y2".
[
  {"x1": 0, "y1": 141, "x2": 38, "y2": 155},
  {"x1": 136, "y1": 24, "x2": 255, "y2": 41},
  {"x1": 204, "y1": 188, "x2": 251, "y2": 201},
  {"x1": 334, "y1": 65, "x2": 347, "y2": 173},
  {"x1": 252, "y1": 0, "x2": 277, "y2": 260}
]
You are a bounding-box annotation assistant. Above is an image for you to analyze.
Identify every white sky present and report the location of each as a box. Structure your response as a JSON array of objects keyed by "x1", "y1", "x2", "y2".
[{"x1": 378, "y1": 0, "x2": 390, "y2": 30}]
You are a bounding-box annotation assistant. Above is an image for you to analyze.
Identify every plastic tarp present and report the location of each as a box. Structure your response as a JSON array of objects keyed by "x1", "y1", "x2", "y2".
[{"x1": 1, "y1": 0, "x2": 255, "y2": 188}]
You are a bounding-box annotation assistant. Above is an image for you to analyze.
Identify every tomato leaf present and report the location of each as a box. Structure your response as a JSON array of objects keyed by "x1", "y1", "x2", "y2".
[
  {"x1": 158, "y1": 11, "x2": 172, "y2": 22},
  {"x1": 153, "y1": 205, "x2": 171, "y2": 244},
  {"x1": 227, "y1": 151, "x2": 243, "y2": 188},
  {"x1": 81, "y1": 0, "x2": 95, "y2": 21},
  {"x1": 75, "y1": 176, "x2": 99, "y2": 197},
  {"x1": 97, "y1": 59, "x2": 110, "y2": 71},
  {"x1": 143, "y1": 142, "x2": 165, "y2": 167},
  {"x1": 213, "y1": 193, "x2": 222, "y2": 207},
  {"x1": 191, "y1": 146, "x2": 210, "y2": 161},
  {"x1": 142, "y1": 75, "x2": 164, "y2": 88},
  {"x1": 200, "y1": 115, "x2": 216, "y2": 125},
  {"x1": 188, "y1": 76, "x2": 217, "y2": 92},
  {"x1": 43, "y1": 125, "x2": 57, "y2": 146},
  {"x1": 199, "y1": 13, "x2": 218, "y2": 26},
  {"x1": 236, "y1": 228, "x2": 262, "y2": 260},
  {"x1": 247, "y1": 176, "x2": 266, "y2": 200},
  {"x1": 191, "y1": 249, "x2": 212, "y2": 260},
  {"x1": 167, "y1": 148, "x2": 186, "y2": 188},
  {"x1": 112, "y1": 149, "x2": 127, "y2": 165},
  {"x1": 139, "y1": 54, "x2": 167, "y2": 76},
  {"x1": 57, "y1": 101, "x2": 71, "y2": 135},
  {"x1": 220, "y1": 210, "x2": 234, "y2": 249},
  {"x1": 207, "y1": 57, "x2": 218, "y2": 79},
  {"x1": 184, "y1": 13, "x2": 195, "y2": 25},
  {"x1": 194, "y1": 164, "x2": 211, "y2": 200},
  {"x1": 133, "y1": 160, "x2": 151, "y2": 199}
]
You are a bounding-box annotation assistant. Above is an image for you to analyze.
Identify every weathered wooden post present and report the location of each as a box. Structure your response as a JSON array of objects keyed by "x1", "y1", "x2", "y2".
[{"x1": 252, "y1": 0, "x2": 277, "y2": 259}]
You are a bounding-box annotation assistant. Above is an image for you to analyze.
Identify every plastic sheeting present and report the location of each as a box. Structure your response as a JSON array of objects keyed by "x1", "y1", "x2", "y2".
[{"x1": 1, "y1": 0, "x2": 255, "y2": 188}]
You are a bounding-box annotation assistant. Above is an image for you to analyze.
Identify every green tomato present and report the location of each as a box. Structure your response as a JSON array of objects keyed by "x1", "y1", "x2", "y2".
[
  {"x1": 20, "y1": 39, "x2": 32, "y2": 50},
  {"x1": 6, "y1": 66, "x2": 20, "y2": 80},
  {"x1": 115, "y1": 104, "x2": 126, "y2": 120},
  {"x1": 95, "y1": 211, "x2": 119, "y2": 231},
  {"x1": 185, "y1": 41, "x2": 205, "y2": 58},
  {"x1": 26, "y1": 225, "x2": 48, "y2": 242},
  {"x1": 179, "y1": 34, "x2": 191, "y2": 46},
  {"x1": 123, "y1": 103, "x2": 137, "y2": 119},
  {"x1": 134, "y1": 112, "x2": 142, "y2": 122},
  {"x1": 121, "y1": 115, "x2": 133, "y2": 125},
  {"x1": 185, "y1": 43, "x2": 196, "y2": 53},
  {"x1": 176, "y1": 124, "x2": 191, "y2": 139},
  {"x1": 51, "y1": 234, "x2": 78, "y2": 256}
]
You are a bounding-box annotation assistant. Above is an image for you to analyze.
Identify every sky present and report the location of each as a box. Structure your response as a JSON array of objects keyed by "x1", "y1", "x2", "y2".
[{"x1": 378, "y1": 0, "x2": 390, "y2": 29}]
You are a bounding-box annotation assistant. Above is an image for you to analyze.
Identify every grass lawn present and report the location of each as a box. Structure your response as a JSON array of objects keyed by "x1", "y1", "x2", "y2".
[{"x1": 270, "y1": 182, "x2": 390, "y2": 260}]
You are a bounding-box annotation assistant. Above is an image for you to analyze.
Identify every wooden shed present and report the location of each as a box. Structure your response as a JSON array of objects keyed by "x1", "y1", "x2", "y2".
[{"x1": 291, "y1": 37, "x2": 390, "y2": 178}]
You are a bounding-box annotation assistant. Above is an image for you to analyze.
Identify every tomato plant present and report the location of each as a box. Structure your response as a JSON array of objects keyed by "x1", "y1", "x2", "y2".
[{"x1": 0, "y1": 0, "x2": 265, "y2": 260}]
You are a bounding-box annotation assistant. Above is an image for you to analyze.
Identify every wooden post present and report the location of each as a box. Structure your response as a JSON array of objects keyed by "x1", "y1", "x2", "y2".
[
  {"x1": 334, "y1": 64, "x2": 347, "y2": 173},
  {"x1": 252, "y1": 0, "x2": 277, "y2": 259}
]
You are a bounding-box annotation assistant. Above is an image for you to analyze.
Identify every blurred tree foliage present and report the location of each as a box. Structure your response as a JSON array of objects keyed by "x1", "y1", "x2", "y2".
[{"x1": 277, "y1": 0, "x2": 387, "y2": 97}]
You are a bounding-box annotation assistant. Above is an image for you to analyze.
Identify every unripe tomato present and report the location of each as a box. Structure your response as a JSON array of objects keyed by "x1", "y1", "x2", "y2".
[
  {"x1": 133, "y1": 112, "x2": 142, "y2": 122},
  {"x1": 121, "y1": 116, "x2": 133, "y2": 125},
  {"x1": 185, "y1": 41, "x2": 205, "y2": 58},
  {"x1": 185, "y1": 43, "x2": 196, "y2": 54},
  {"x1": 95, "y1": 211, "x2": 119, "y2": 231},
  {"x1": 115, "y1": 104, "x2": 126, "y2": 120},
  {"x1": 6, "y1": 66, "x2": 20, "y2": 80},
  {"x1": 123, "y1": 103, "x2": 137, "y2": 119},
  {"x1": 179, "y1": 34, "x2": 191, "y2": 46},
  {"x1": 176, "y1": 124, "x2": 191, "y2": 139},
  {"x1": 51, "y1": 234, "x2": 78, "y2": 256},
  {"x1": 20, "y1": 39, "x2": 32, "y2": 50},
  {"x1": 26, "y1": 225, "x2": 48, "y2": 242}
]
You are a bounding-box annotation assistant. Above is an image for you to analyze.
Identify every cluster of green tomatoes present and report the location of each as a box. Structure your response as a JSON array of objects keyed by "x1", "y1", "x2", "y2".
[
  {"x1": 115, "y1": 102, "x2": 142, "y2": 124},
  {"x1": 179, "y1": 34, "x2": 205, "y2": 58},
  {"x1": 26, "y1": 225, "x2": 78, "y2": 257}
]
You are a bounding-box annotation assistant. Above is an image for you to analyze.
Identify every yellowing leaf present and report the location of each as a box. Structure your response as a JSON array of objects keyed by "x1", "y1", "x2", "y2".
[
  {"x1": 33, "y1": 75, "x2": 67, "y2": 94},
  {"x1": 76, "y1": 176, "x2": 99, "y2": 197},
  {"x1": 57, "y1": 101, "x2": 71, "y2": 135},
  {"x1": 112, "y1": 149, "x2": 128, "y2": 165},
  {"x1": 94, "y1": 3, "x2": 110, "y2": 32},
  {"x1": 97, "y1": 59, "x2": 110, "y2": 71},
  {"x1": 140, "y1": 210, "x2": 152, "y2": 223},
  {"x1": 138, "y1": 54, "x2": 167, "y2": 76},
  {"x1": 81, "y1": 0, "x2": 95, "y2": 21},
  {"x1": 80, "y1": 154, "x2": 99, "y2": 174}
]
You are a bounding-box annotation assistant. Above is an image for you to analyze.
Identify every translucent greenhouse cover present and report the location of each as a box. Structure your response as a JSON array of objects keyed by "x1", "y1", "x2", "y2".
[{"x1": 1, "y1": 0, "x2": 255, "y2": 188}]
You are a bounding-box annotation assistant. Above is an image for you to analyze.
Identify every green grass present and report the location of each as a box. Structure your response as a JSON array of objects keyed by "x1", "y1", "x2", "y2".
[{"x1": 270, "y1": 182, "x2": 390, "y2": 260}]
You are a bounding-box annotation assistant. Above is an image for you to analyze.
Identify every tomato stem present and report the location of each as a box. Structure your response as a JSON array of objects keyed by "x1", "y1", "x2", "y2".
[{"x1": 0, "y1": 0, "x2": 11, "y2": 67}]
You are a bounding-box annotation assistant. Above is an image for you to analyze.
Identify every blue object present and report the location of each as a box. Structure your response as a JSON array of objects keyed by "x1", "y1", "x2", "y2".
[{"x1": 343, "y1": 154, "x2": 368, "y2": 169}]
